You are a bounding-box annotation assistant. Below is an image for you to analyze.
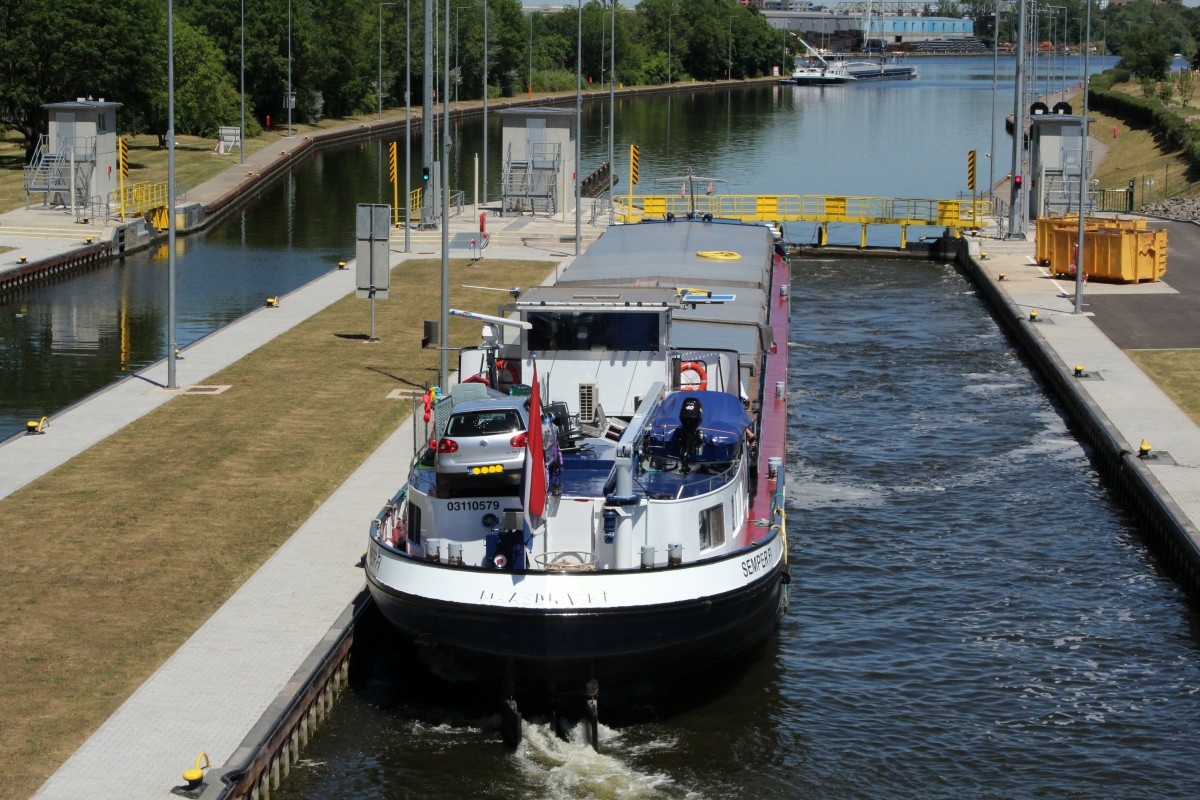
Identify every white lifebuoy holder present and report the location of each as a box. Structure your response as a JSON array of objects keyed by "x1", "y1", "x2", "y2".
[
  {"x1": 495, "y1": 359, "x2": 520, "y2": 392},
  {"x1": 679, "y1": 361, "x2": 708, "y2": 391}
]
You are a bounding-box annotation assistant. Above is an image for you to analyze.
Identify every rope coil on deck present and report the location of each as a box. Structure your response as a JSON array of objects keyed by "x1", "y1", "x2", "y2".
[{"x1": 697, "y1": 250, "x2": 741, "y2": 260}]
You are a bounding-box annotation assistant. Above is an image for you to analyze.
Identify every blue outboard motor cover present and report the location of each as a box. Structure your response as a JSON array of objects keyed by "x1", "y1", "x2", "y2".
[{"x1": 645, "y1": 390, "x2": 751, "y2": 463}]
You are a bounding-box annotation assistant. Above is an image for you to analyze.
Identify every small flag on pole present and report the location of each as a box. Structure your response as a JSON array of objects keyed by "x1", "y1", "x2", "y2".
[
  {"x1": 707, "y1": 182, "x2": 713, "y2": 196},
  {"x1": 680, "y1": 183, "x2": 686, "y2": 197}
]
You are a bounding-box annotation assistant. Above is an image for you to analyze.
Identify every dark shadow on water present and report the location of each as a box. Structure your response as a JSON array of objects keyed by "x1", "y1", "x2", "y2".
[{"x1": 348, "y1": 600, "x2": 784, "y2": 746}]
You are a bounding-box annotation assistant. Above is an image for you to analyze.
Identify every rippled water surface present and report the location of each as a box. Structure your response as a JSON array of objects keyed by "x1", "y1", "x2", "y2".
[{"x1": 276, "y1": 257, "x2": 1200, "y2": 799}]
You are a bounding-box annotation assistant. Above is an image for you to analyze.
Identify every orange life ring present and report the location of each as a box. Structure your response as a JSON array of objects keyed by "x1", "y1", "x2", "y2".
[
  {"x1": 679, "y1": 361, "x2": 708, "y2": 391},
  {"x1": 495, "y1": 359, "x2": 520, "y2": 391}
]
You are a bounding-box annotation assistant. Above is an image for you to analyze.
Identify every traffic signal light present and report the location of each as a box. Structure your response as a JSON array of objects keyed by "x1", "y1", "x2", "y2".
[
  {"x1": 422, "y1": 165, "x2": 430, "y2": 183},
  {"x1": 1013, "y1": 174, "x2": 1022, "y2": 190}
]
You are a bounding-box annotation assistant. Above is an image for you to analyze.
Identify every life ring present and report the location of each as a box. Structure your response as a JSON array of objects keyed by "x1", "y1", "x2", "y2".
[
  {"x1": 679, "y1": 361, "x2": 708, "y2": 391},
  {"x1": 495, "y1": 359, "x2": 520, "y2": 392}
]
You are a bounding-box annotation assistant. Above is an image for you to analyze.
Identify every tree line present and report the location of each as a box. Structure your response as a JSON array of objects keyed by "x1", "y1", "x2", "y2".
[
  {"x1": 0, "y1": 0, "x2": 787, "y2": 160},
  {"x1": 2, "y1": 0, "x2": 1191, "y2": 162}
]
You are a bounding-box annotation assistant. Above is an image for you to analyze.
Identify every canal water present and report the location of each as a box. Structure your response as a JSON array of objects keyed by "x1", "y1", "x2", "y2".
[
  {"x1": 0, "y1": 55, "x2": 1112, "y2": 437},
  {"x1": 275, "y1": 254, "x2": 1200, "y2": 799},
  {"x1": 13, "y1": 52, "x2": 1196, "y2": 797}
]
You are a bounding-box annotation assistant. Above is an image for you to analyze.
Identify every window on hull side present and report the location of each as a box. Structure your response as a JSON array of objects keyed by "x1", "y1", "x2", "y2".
[{"x1": 699, "y1": 503, "x2": 725, "y2": 551}]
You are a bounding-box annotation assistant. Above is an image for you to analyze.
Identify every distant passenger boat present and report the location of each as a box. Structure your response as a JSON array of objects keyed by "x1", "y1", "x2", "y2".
[{"x1": 780, "y1": 36, "x2": 917, "y2": 85}]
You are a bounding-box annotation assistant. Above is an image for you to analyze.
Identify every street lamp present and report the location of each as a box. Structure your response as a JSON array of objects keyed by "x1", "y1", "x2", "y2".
[
  {"x1": 528, "y1": 11, "x2": 535, "y2": 99},
  {"x1": 287, "y1": 0, "x2": 292, "y2": 136},
  {"x1": 608, "y1": 0, "x2": 615, "y2": 201},
  {"x1": 455, "y1": 5, "x2": 467, "y2": 104},
  {"x1": 575, "y1": 0, "x2": 581, "y2": 255},
  {"x1": 1074, "y1": 0, "x2": 1092, "y2": 315},
  {"x1": 404, "y1": 0, "x2": 410, "y2": 251},
  {"x1": 167, "y1": 0, "x2": 178, "y2": 389},
  {"x1": 379, "y1": 1, "x2": 397, "y2": 119},
  {"x1": 240, "y1": 0, "x2": 245, "y2": 163},
  {"x1": 483, "y1": 0, "x2": 488, "y2": 209},
  {"x1": 668, "y1": 11, "x2": 679, "y2": 85},
  {"x1": 727, "y1": 16, "x2": 733, "y2": 80}
]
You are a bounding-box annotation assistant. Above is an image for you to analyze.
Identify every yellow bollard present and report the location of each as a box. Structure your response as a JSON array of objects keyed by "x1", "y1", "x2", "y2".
[{"x1": 180, "y1": 752, "x2": 210, "y2": 791}]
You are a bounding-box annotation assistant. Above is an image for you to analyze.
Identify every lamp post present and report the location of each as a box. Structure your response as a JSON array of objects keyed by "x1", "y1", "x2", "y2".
[
  {"x1": 240, "y1": 0, "x2": 245, "y2": 163},
  {"x1": 379, "y1": 1, "x2": 397, "y2": 119},
  {"x1": 727, "y1": 16, "x2": 733, "y2": 80},
  {"x1": 1074, "y1": 0, "x2": 1092, "y2": 315},
  {"x1": 404, "y1": 0, "x2": 410, "y2": 251},
  {"x1": 988, "y1": 0, "x2": 1000, "y2": 200},
  {"x1": 454, "y1": 6, "x2": 467, "y2": 104},
  {"x1": 287, "y1": 0, "x2": 292, "y2": 136},
  {"x1": 668, "y1": 11, "x2": 679, "y2": 85},
  {"x1": 575, "y1": 0, "x2": 581, "y2": 255},
  {"x1": 528, "y1": 11, "x2": 535, "y2": 99},
  {"x1": 1043, "y1": 6, "x2": 1066, "y2": 103},
  {"x1": 167, "y1": 0, "x2": 178, "y2": 389},
  {"x1": 1007, "y1": 0, "x2": 1028, "y2": 239},
  {"x1": 483, "y1": 0, "x2": 488, "y2": 209},
  {"x1": 608, "y1": 0, "x2": 615, "y2": 201},
  {"x1": 439, "y1": 0, "x2": 451, "y2": 391}
]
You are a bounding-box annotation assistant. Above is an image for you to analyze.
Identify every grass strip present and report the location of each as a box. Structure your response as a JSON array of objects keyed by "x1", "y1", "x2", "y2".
[
  {"x1": 1127, "y1": 350, "x2": 1200, "y2": 428},
  {"x1": 0, "y1": 257, "x2": 553, "y2": 800}
]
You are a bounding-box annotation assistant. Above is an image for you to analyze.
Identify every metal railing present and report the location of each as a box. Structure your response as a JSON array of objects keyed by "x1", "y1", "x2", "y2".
[{"x1": 615, "y1": 194, "x2": 991, "y2": 227}]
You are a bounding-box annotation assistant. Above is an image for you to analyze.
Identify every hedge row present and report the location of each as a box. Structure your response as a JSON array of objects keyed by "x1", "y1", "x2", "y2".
[{"x1": 1088, "y1": 67, "x2": 1200, "y2": 176}]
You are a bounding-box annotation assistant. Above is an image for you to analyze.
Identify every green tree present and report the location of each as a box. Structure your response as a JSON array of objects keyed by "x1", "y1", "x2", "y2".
[
  {"x1": 1119, "y1": 25, "x2": 1174, "y2": 80},
  {"x1": 0, "y1": 0, "x2": 162, "y2": 159},
  {"x1": 174, "y1": 22, "x2": 243, "y2": 136},
  {"x1": 1178, "y1": 69, "x2": 1196, "y2": 106}
]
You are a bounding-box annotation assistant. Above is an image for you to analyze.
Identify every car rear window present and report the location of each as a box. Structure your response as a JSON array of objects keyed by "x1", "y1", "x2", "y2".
[{"x1": 446, "y1": 409, "x2": 524, "y2": 437}]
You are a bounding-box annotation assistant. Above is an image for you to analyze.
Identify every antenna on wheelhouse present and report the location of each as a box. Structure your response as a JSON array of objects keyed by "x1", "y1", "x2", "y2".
[{"x1": 655, "y1": 168, "x2": 727, "y2": 218}]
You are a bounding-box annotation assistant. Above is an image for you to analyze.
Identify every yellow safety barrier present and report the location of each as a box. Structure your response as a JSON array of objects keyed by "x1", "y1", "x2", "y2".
[
  {"x1": 614, "y1": 194, "x2": 990, "y2": 248},
  {"x1": 1038, "y1": 216, "x2": 1167, "y2": 283}
]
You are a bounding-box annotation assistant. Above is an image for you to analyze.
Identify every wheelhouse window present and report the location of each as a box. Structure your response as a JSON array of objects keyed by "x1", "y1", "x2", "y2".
[
  {"x1": 527, "y1": 311, "x2": 661, "y2": 352},
  {"x1": 699, "y1": 503, "x2": 725, "y2": 550}
]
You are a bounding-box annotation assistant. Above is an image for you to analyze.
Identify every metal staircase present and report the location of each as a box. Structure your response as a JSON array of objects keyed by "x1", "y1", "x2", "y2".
[
  {"x1": 24, "y1": 135, "x2": 97, "y2": 209},
  {"x1": 501, "y1": 142, "x2": 560, "y2": 216}
]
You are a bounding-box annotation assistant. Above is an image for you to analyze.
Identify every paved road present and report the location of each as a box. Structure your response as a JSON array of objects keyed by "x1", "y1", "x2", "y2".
[{"x1": 1086, "y1": 219, "x2": 1200, "y2": 350}]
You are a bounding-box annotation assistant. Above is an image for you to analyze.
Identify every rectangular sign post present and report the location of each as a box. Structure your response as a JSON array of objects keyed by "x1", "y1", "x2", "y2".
[{"x1": 356, "y1": 203, "x2": 392, "y2": 341}]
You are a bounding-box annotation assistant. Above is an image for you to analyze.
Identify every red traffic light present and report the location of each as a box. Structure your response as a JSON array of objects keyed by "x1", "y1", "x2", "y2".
[{"x1": 1013, "y1": 175, "x2": 1023, "y2": 188}]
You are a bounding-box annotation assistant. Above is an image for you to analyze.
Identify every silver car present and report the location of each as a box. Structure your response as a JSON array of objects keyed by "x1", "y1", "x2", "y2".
[{"x1": 435, "y1": 398, "x2": 530, "y2": 498}]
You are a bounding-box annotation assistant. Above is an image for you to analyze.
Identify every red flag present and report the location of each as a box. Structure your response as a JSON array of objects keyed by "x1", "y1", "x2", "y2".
[
  {"x1": 680, "y1": 183, "x2": 686, "y2": 197},
  {"x1": 523, "y1": 361, "x2": 546, "y2": 523},
  {"x1": 707, "y1": 182, "x2": 714, "y2": 195}
]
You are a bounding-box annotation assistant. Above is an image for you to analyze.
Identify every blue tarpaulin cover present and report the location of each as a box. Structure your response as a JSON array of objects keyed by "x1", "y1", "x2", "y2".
[{"x1": 645, "y1": 390, "x2": 751, "y2": 462}]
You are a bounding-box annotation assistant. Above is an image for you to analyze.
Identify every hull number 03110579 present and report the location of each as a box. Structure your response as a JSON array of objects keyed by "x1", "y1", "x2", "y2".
[{"x1": 446, "y1": 500, "x2": 501, "y2": 511}]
